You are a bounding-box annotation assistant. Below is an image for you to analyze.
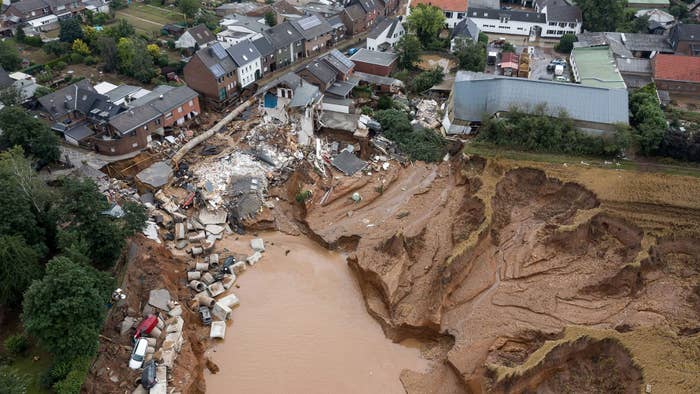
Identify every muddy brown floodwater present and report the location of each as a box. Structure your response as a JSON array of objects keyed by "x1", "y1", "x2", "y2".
[{"x1": 205, "y1": 232, "x2": 431, "y2": 394}]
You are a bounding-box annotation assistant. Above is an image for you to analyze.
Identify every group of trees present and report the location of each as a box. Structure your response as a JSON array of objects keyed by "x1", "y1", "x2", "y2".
[
  {"x1": 455, "y1": 33, "x2": 488, "y2": 72},
  {"x1": 629, "y1": 84, "x2": 668, "y2": 155},
  {"x1": 375, "y1": 109, "x2": 448, "y2": 162},
  {"x1": 477, "y1": 105, "x2": 631, "y2": 157},
  {"x1": 395, "y1": 4, "x2": 447, "y2": 70},
  {"x1": 0, "y1": 106, "x2": 146, "y2": 392}
]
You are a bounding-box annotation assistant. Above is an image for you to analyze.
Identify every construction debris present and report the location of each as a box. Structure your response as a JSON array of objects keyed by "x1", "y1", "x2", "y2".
[
  {"x1": 136, "y1": 161, "x2": 174, "y2": 190},
  {"x1": 332, "y1": 150, "x2": 368, "y2": 176},
  {"x1": 148, "y1": 289, "x2": 171, "y2": 311},
  {"x1": 210, "y1": 321, "x2": 226, "y2": 339}
]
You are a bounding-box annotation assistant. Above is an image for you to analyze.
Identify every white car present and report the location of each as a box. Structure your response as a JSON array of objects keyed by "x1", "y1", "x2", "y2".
[{"x1": 129, "y1": 338, "x2": 148, "y2": 369}]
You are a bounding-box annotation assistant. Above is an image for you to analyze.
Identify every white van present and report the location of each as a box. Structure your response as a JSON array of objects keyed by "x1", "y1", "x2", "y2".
[{"x1": 129, "y1": 338, "x2": 148, "y2": 369}]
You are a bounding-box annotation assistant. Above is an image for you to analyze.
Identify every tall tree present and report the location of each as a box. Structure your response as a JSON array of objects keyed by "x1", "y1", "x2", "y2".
[
  {"x1": 395, "y1": 34, "x2": 421, "y2": 70},
  {"x1": 22, "y1": 256, "x2": 113, "y2": 361},
  {"x1": 57, "y1": 177, "x2": 146, "y2": 269},
  {"x1": 0, "y1": 147, "x2": 53, "y2": 252},
  {"x1": 0, "y1": 235, "x2": 42, "y2": 306},
  {"x1": 264, "y1": 11, "x2": 277, "y2": 27},
  {"x1": 456, "y1": 40, "x2": 486, "y2": 72},
  {"x1": 576, "y1": 0, "x2": 625, "y2": 32},
  {"x1": 177, "y1": 0, "x2": 199, "y2": 23},
  {"x1": 0, "y1": 40, "x2": 22, "y2": 71},
  {"x1": 0, "y1": 106, "x2": 60, "y2": 162},
  {"x1": 407, "y1": 4, "x2": 445, "y2": 47},
  {"x1": 555, "y1": 33, "x2": 576, "y2": 53},
  {"x1": 97, "y1": 36, "x2": 118, "y2": 73},
  {"x1": 59, "y1": 17, "x2": 84, "y2": 43}
]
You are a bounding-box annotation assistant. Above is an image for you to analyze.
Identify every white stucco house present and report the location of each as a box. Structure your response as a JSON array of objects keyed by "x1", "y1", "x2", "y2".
[
  {"x1": 467, "y1": 1, "x2": 582, "y2": 39},
  {"x1": 227, "y1": 39, "x2": 262, "y2": 88},
  {"x1": 367, "y1": 17, "x2": 405, "y2": 51}
]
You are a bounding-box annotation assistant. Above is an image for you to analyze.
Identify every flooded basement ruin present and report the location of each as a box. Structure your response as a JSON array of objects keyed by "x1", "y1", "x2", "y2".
[{"x1": 204, "y1": 233, "x2": 431, "y2": 393}]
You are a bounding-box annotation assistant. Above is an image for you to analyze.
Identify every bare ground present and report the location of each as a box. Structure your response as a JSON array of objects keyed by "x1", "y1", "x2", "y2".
[{"x1": 294, "y1": 154, "x2": 700, "y2": 393}]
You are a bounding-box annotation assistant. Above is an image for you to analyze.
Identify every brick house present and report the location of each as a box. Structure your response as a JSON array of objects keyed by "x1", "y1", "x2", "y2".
[
  {"x1": 296, "y1": 59, "x2": 337, "y2": 91},
  {"x1": 184, "y1": 42, "x2": 240, "y2": 110},
  {"x1": 652, "y1": 54, "x2": 700, "y2": 94},
  {"x1": 291, "y1": 14, "x2": 333, "y2": 57},
  {"x1": 669, "y1": 24, "x2": 700, "y2": 56},
  {"x1": 264, "y1": 21, "x2": 304, "y2": 70},
  {"x1": 341, "y1": 3, "x2": 369, "y2": 35},
  {"x1": 349, "y1": 48, "x2": 397, "y2": 76},
  {"x1": 253, "y1": 35, "x2": 276, "y2": 73},
  {"x1": 327, "y1": 15, "x2": 347, "y2": 44}
]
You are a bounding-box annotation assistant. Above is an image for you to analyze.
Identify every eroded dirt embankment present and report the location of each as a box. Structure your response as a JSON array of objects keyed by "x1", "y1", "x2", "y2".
[{"x1": 297, "y1": 155, "x2": 700, "y2": 393}]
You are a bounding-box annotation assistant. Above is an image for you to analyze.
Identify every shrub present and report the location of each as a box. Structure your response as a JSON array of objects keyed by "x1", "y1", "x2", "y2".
[
  {"x1": 375, "y1": 109, "x2": 448, "y2": 162},
  {"x1": 83, "y1": 56, "x2": 97, "y2": 65},
  {"x1": 409, "y1": 68, "x2": 444, "y2": 93},
  {"x1": 68, "y1": 53, "x2": 83, "y2": 64},
  {"x1": 377, "y1": 95, "x2": 394, "y2": 110},
  {"x1": 295, "y1": 190, "x2": 312, "y2": 203},
  {"x1": 53, "y1": 356, "x2": 91, "y2": 394},
  {"x1": 54, "y1": 61, "x2": 67, "y2": 71},
  {"x1": 361, "y1": 106, "x2": 374, "y2": 116},
  {"x1": 3, "y1": 334, "x2": 29, "y2": 356},
  {"x1": 23, "y1": 36, "x2": 44, "y2": 47}
]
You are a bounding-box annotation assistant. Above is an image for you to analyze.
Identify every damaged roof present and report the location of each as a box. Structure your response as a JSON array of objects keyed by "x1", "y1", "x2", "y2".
[{"x1": 332, "y1": 150, "x2": 367, "y2": 176}]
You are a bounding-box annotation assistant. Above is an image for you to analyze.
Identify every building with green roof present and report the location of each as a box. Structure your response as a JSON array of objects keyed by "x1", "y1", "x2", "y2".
[
  {"x1": 626, "y1": 0, "x2": 670, "y2": 9},
  {"x1": 570, "y1": 46, "x2": 626, "y2": 90}
]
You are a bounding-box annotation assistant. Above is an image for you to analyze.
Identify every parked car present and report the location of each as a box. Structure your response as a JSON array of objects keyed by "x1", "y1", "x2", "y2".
[
  {"x1": 141, "y1": 361, "x2": 157, "y2": 389},
  {"x1": 222, "y1": 256, "x2": 237, "y2": 274},
  {"x1": 199, "y1": 306, "x2": 212, "y2": 326},
  {"x1": 346, "y1": 47, "x2": 359, "y2": 56},
  {"x1": 133, "y1": 314, "x2": 158, "y2": 343},
  {"x1": 129, "y1": 338, "x2": 149, "y2": 369}
]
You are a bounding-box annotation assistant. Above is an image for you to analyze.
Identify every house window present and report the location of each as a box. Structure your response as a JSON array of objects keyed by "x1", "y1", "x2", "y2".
[
  {"x1": 445, "y1": 11, "x2": 453, "y2": 18},
  {"x1": 166, "y1": 112, "x2": 173, "y2": 118},
  {"x1": 143, "y1": 125, "x2": 148, "y2": 130},
  {"x1": 547, "y1": 30, "x2": 555, "y2": 34},
  {"x1": 457, "y1": 12, "x2": 464, "y2": 19},
  {"x1": 177, "y1": 107, "x2": 183, "y2": 113},
  {"x1": 569, "y1": 22, "x2": 577, "y2": 28},
  {"x1": 188, "y1": 100, "x2": 194, "y2": 107},
  {"x1": 500, "y1": 16, "x2": 510, "y2": 23},
  {"x1": 549, "y1": 22, "x2": 556, "y2": 26},
  {"x1": 559, "y1": 22, "x2": 566, "y2": 27},
  {"x1": 156, "y1": 118, "x2": 161, "y2": 125}
]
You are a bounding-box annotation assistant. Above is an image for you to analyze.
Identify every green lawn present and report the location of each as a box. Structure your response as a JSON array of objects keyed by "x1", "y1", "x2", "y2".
[
  {"x1": 1, "y1": 318, "x2": 52, "y2": 394},
  {"x1": 114, "y1": 3, "x2": 185, "y2": 35}
]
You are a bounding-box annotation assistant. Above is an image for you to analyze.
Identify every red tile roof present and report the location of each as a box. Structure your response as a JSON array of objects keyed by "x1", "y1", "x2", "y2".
[
  {"x1": 653, "y1": 54, "x2": 700, "y2": 83},
  {"x1": 411, "y1": 0, "x2": 468, "y2": 12}
]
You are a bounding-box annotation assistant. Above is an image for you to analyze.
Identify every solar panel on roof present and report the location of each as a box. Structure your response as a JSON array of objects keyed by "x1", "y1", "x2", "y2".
[
  {"x1": 211, "y1": 44, "x2": 228, "y2": 60},
  {"x1": 209, "y1": 64, "x2": 225, "y2": 78},
  {"x1": 330, "y1": 49, "x2": 354, "y2": 69},
  {"x1": 298, "y1": 15, "x2": 322, "y2": 30}
]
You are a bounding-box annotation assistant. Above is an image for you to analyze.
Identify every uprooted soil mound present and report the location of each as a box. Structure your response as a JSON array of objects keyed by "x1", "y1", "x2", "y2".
[
  {"x1": 298, "y1": 155, "x2": 700, "y2": 393},
  {"x1": 491, "y1": 337, "x2": 643, "y2": 394}
]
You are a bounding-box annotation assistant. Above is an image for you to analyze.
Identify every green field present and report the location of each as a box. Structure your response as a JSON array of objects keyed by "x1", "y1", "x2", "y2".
[{"x1": 114, "y1": 3, "x2": 185, "y2": 34}]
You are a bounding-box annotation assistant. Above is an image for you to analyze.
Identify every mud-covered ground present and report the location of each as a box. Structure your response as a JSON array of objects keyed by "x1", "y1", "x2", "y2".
[{"x1": 296, "y1": 155, "x2": 700, "y2": 393}]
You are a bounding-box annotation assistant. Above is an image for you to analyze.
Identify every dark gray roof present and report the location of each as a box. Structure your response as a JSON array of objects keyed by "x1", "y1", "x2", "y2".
[
  {"x1": 350, "y1": 48, "x2": 397, "y2": 66},
  {"x1": 452, "y1": 71, "x2": 629, "y2": 126},
  {"x1": 63, "y1": 124, "x2": 94, "y2": 141},
  {"x1": 9, "y1": 0, "x2": 48, "y2": 15},
  {"x1": 452, "y1": 17, "x2": 480, "y2": 39},
  {"x1": 185, "y1": 24, "x2": 216, "y2": 46},
  {"x1": 299, "y1": 2, "x2": 344, "y2": 16},
  {"x1": 298, "y1": 59, "x2": 337, "y2": 85},
  {"x1": 328, "y1": 15, "x2": 345, "y2": 28},
  {"x1": 325, "y1": 78, "x2": 359, "y2": 98},
  {"x1": 130, "y1": 85, "x2": 198, "y2": 114},
  {"x1": 226, "y1": 39, "x2": 262, "y2": 67},
  {"x1": 332, "y1": 150, "x2": 367, "y2": 175},
  {"x1": 353, "y1": 71, "x2": 403, "y2": 86},
  {"x1": 0, "y1": 66, "x2": 12, "y2": 89},
  {"x1": 322, "y1": 49, "x2": 355, "y2": 75},
  {"x1": 108, "y1": 105, "x2": 161, "y2": 135},
  {"x1": 38, "y1": 80, "x2": 103, "y2": 119},
  {"x1": 104, "y1": 85, "x2": 141, "y2": 102},
  {"x1": 545, "y1": 4, "x2": 581, "y2": 22},
  {"x1": 194, "y1": 42, "x2": 237, "y2": 78},
  {"x1": 344, "y1": 4, "x2": 366, "y2": 21},
  {"x1": 368, "y1": 17, "x2": 392, "y2": 39},
  {"x1": 258, "y1": 72, "x2": 302, "y2": 94},
  {"x1": 616, "y1": 57, "x2": 651, "y2": 74},
  {"x1": 252, "y1": 36, "x2": 274, "y2": 57},
  {"x1": 265, "y1": 21, "x2": 303, "y2": 49},
  {"x1": 350, "y1": 0, "x2": 377, "y2": 14},
  {"x1": 576, "y1": 32, "x2": 674, "y2": 57},
  {"x1": 674, "y1": 24, "x2": 700, "y2": 41},
  {"x1": 467, "y1": 7, "x2": 546, "y2": 23},
  {"x1": 468, "y1": 0, "x2": 500, "y2": 8},
  {"x1": 290, "y1": 14, "x2": 333, "y2": 40}
]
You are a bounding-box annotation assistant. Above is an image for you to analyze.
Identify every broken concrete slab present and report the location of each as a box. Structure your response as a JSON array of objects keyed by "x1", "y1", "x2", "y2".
[
  {"x1": 150, "y1": 365, "x2": 167, "y2": 394},
  {"x1": 212, "y1": 303, "x2": 232, "y2": 321},
  {"x1": 201, "y1": 272, "x2": 215, "y2": 285},
  {"x1": 142, "y1": 221, "x2": 161, "y2": 244},
  {"x1": 208, "y1": 282, "x2": 225, "y2": 297},
  {"x1": 231, "y1": 261, "x2": 246, "y2": 274},
  {"x1": 198, "y1": 209, "x2": 227, "y2": 226},
  {"x1": 221, "y1": 274, "x2": 236, "y2": 289},
  {"x1": 250, "y1": 238, "x2": 265, "y2": 252},
  {"x1": 168, "y1": 304, "x2": 182, "y2": 317},
  {"x1": 206, "y1": 224, "x2": 225, "y2": 235},
  {"x1": 165, "y1": 316, "x2": 184, "y2": 334},
  {"x1": 210, "y1": 321, "x2": 226, "y2": 339},
  {"x1": 218, "y1": 293, "x2": 239, "y2": 309},
  {"x1": 332, "y1": 150, "x2": 367, "y2": 176},
  {"x1": 175, "y1": 223, "x2": 186, "y2": 240},
  {"x1": 136, "y1": 161, "x2": 173, "y2": 190},
  {"x1": 246, "y1": 251, "x2": 262, "y2": 265},
  {"x1": 148, "y1": 289, "x2": 171, "y2": 311}
]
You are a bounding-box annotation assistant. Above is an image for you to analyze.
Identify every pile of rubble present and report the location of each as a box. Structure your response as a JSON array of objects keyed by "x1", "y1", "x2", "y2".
[
  {"x1": 184, "y1": 237, "x2": 268, "y2": 340},
  {"x1": 413, "y1": 99, "x2": 441, "y2": 129}
]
